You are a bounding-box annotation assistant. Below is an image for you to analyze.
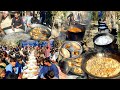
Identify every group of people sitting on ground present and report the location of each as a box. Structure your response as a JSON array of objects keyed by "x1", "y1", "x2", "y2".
[{"x1": 0, "y1": 39, "x2": 63, "y2": 79}]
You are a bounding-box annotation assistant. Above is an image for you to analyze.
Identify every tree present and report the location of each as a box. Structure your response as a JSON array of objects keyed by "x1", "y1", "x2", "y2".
[{"x1": 92, "y1": 11, "x2": 98, "y2": 21}]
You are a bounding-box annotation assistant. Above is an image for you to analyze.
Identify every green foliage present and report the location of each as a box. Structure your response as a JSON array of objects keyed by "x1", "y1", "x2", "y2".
[
  {"x1": 117, "y1": 32, "x2": 120, "y2": 48},
  {"x1": 115, "y1": 11, "x2": 120, "y2": 19},
  {"x1": 102, "y1": 11, "x2": 106, "y2": 20},
  {"x1": 92, "y1": 11, "x2": 98, "y2": 21}
]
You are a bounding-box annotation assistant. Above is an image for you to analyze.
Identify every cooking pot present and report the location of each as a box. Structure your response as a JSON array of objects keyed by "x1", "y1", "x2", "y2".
[
  {"x1": 98, "y1": 22, "x2": 110, "y2": 33},
  {"x1": 30, "y1": 24, "x2": 51, "y2": 31},
  {"x1": 29, "y1": 24, "x2": 51, "y2": 41},
  {"x1": 93, "y1": 33, "x2": 115, "y2": 52},
  {"x1": 81, "y1": 51, "x2": 120, "y2": 79},
  {"x1": 67, "y1": 23, "x2": 86, "y2": 41},
  {"x1": 4, "y1": 28, "x2": 24, "y2": 34}
]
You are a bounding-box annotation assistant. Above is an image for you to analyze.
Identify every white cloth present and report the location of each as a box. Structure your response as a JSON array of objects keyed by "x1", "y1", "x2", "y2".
[
  {"x1": 1, "y1": 16, "x2": 12, "y2": 29},
  {"x1": 51, "y1": 52, "x2": 59, "y2": 61},
  {"x1": 65, "y1": 75, "x2": 79, "y2": 79},
  {"x1": 5, "y1": 50, "x2": 10, "y2": 55}
]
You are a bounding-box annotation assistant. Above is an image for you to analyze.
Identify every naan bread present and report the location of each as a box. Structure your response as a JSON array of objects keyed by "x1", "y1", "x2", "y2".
[
  {"x1": 71, "y1": 42, "x2": 80, "y2": 50},
  {"x1": 61, "y1": 48, "x2": 70, "y2": 58}
]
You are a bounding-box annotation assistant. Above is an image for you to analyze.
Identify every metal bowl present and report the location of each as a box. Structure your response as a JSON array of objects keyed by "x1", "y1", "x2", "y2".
[
  {"x1": 60, "y1": 41, "x2": 83, "y2": 59},
  {"x1": 81, "y1": 51, "x2": 120, "y2": 79}
]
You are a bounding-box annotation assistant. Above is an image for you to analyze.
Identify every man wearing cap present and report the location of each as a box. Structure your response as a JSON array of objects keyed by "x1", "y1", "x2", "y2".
[
  {"x1": 0, "y1": 11, "x2": 12, "y2": 36},
  {"x1": 0, "y1": 11, "x2": 12, "y2": 31}
]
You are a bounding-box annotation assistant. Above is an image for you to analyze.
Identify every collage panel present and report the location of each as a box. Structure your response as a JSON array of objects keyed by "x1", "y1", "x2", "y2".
[{"x1": 0, "y1": 11, "x2": 120, "y2": 79}]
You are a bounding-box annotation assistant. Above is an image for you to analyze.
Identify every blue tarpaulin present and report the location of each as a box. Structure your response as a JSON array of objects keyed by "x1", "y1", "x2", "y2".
[
  {"x1": 21, "y1": 39, "x2": 54, "y2": 48},
  {"x1": 40, "y1": 40, "x2": 54, "y2": 47},
  {"x1": 21, "y1": 40, "x2": 39, "y2": 47}
]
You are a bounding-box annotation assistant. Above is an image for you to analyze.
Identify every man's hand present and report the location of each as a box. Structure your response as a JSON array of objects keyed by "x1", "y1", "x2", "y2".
[
  {"x1": 34, "y1": 72, "x2": 39, "y2": 76},
  {"x1": 51, "y1": 60, "x2": 57, "y2": 64},
  {"x1": 43, "y1": 78, "x2": 46, "y2": 79},
  {"x1": 16, "y1": 26, "x2": 19, "y2": 29},
  {"x1": 13, "y1": 68, "x2": 16, "y2": 72},
  {"x1": 27, "y1": 24, "x2": 32, "y2": 28},
  {"x1": 27, "y1": 24, "x2": 30, "y2": 27},
  {"x1": 18, "y1": 73, "x2": 23, "y2": 79},
  {"x1": 12, "y1": 27, "x2": 14, "y2": 31}
]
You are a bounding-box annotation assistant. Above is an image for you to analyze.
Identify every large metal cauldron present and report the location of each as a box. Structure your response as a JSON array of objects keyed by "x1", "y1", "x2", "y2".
[
  {"x1": 81, "y1": 51, "x2": 120, "y2": 79},
  {"x1": 29, "y1": 24, "x2": 51, "y2": 41},
  {"x1": 30, "y1": 24, "x2": 51, "y2": 32},
  {"x1": 93, "y1": 33, "x2": 115, "y2": 52},
  {"x1": 67, "y1": 23, "x2": 86, "y2": 41}
]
